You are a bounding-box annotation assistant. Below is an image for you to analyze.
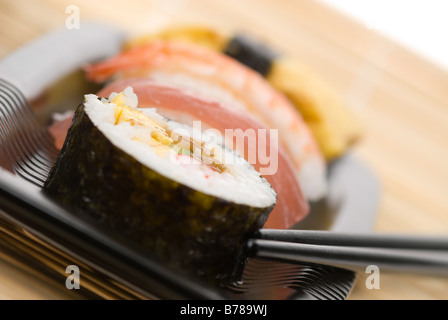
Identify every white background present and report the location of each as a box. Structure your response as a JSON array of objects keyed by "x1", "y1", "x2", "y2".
[{"x1": 319, "y1": 0, "x2": 448, "y2": 72}]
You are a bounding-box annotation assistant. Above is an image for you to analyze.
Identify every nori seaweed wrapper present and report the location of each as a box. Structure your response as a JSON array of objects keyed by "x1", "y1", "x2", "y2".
[
  {"x1": 43, "y1": 103, "x2": 274, "y2": 286},
  {"x1": 224, "y1": 34, "x2": 279, "y2": 77}
]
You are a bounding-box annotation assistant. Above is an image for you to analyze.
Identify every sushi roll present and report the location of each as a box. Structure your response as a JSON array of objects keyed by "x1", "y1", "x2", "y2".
[
  {"x1": 43, "y1": 87, "x2": 277, "y2": 285},
  {"x1": 47, "y1": 80, "x2": 309, "y2": 230}
]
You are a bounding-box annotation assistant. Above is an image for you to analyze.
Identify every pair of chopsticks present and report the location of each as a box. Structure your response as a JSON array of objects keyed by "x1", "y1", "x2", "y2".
[{"x1": 247, "y1": 229, "x2": 448, "y2": 276}]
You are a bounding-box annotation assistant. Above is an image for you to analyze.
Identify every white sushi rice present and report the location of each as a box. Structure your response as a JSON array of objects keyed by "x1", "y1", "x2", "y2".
[{"x1": 83, "y1": 87, "x2": 277, "y2": 208}]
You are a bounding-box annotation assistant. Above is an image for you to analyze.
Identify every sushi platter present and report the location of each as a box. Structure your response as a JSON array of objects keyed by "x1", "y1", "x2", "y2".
[
  {"x1": 0, "y1": 21, "x2": 382, "y2": 300},
  {"x1": 2, "y1": 0, "x2": 448, "y2": 301}
]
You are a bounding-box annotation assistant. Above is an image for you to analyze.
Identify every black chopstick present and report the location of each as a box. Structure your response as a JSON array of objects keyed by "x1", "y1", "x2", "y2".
[
  {"x1": 255, "y1": 229, "x2": 448, "y2": 251},
  {"x1": 246, "y1": 239, "x2": 448, "y2": 277},
  {"x1": 247, "y1": 229, "x2": 448, "y2": 277}
]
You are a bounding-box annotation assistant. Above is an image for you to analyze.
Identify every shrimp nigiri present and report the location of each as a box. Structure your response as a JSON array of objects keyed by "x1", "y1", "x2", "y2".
[{"x1": 85, "y1": 40, "x2": 327, "y2": 201}]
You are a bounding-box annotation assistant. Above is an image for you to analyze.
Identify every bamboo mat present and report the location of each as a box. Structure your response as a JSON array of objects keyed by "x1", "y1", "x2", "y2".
[{"x1": 0, "y1": 0, "x2": 447, "y2": 300}]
